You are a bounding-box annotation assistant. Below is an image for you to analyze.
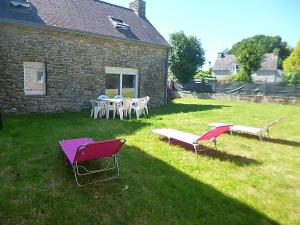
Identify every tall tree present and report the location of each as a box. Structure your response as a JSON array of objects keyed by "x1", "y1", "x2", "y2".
[
  {"x1": 235, "y1": 39, "x2": 265, "y2": 79},
  {"x1": 169, "y1": 31, "x2": 205, "y2": 83},
  {"x1": 283, "y1": 41, "x2": 300, "y2": 85},
  {"x1": 229, "y1": 35, "x2": 291, "y2": 69}
]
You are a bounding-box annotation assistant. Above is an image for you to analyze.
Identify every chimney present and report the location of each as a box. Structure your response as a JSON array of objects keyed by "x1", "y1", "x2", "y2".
[
  {"x1": 273, "y1": 48, "x2": 279, "y2": 56},
  {"x1": 129, "y1": 0, "x2": 146, "y2": 18},
  {"x1": 218, "y1": 52, "x2": 225, "y2": 58}
]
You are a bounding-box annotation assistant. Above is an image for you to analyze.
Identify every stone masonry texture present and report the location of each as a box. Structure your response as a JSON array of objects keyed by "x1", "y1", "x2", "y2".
[{"x1": 0, "y1": 23, "x2": 168, "y2": 114}]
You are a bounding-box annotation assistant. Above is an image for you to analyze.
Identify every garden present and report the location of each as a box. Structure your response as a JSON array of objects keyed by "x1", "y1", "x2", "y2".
[{"x1": 0, "y1": 98, "x2": 299, "y2": 225}]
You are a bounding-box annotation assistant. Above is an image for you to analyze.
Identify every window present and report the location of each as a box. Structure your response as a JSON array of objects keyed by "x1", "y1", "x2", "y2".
[
  {"x1": 9, "y1": 0, "x2": 31, "y2": 8},
  {"x1": 105, "y1": 74, "x2": 120, "y2": 97},
  {"x1": 105, "y1": 67, "x2": 138, "y2": 98},
  {"x1": 229, "y1": 63, "x2": 239, "y2": 74},
  {"x1": 109, "y1": 16, "x2": 130, "y2": 30},
  {"x1": 24, "y1": 62, "x2": 46, "y2": 96}
]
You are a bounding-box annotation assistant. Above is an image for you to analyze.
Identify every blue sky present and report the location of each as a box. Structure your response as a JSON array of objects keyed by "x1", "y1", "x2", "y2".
[{"x1": 109, "y1": 0, "x2": 300, "y2": 70}]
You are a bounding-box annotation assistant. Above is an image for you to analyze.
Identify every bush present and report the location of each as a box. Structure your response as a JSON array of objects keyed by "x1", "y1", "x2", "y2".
[
  {"x1": 283, "y1": 71, "x2": 300, "y2": 86},
  {"x1": 283, "y1": 41, "x2": 300, "y2": 85},
  {"x1": 228, "y1": 70, "x2": 252, "y2": 83},
  {"x1": 194, "y1": 71, "x2": 214, "y2": 79}
]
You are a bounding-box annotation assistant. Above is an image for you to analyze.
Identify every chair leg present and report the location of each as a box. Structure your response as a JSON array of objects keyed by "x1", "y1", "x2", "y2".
[
  {"x1": 193, "y1": 145, "x2": 199, "y2": 156},
  {"x1": 119, "y1": 109, "x2": 123, "y2": 120},
  {"x1": 94, "y1": 108, "x2": 99, "y2": 119},
  {"x1": 213, "y1": 138, "x2": 217, "y2": 150},
  {"x1": 106, "y1": 109, "x2": 109, "y2": 120},
  {"x1": 113, "y1": 109, "x2": 116, "y2": 120},
  {"x1": 102, "y1": 108, "x2": 106, "y2": 118},
  {"x1": 73, "y1": 168, "x2": 84, "y2": 186},
  {"x1": 266, "y1": 129, "x2": 270, "y2": 138},
  {"x1": 90, "y1": 108, "x2": 94, "y2": 118},
  {"x1": 72, "y1": 156, "x2": 120, "y2": 186}
]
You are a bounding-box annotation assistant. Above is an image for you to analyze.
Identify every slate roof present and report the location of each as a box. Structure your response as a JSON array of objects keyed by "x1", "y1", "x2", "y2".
[
  {"x1": 212, "y1": 53, "x2": 278, "y2": 71},
  {"x1": 0, "y1": 0, "x2": 170, "y2": 48},
  {"x1": 259, "y1": 53, "x2": 278, "y2": 71},
  {"x1": 212, "y1": 55, "x2": 237, "y2": 71}
]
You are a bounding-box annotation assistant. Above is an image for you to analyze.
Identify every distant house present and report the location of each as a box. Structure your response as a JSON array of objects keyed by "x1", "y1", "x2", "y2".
[
  {"x1": 0, "y1": 0, "x2": 170, "y2": 113},
  {"x1": 212, "y1": 53, "x2": 283, "y2": 83}
]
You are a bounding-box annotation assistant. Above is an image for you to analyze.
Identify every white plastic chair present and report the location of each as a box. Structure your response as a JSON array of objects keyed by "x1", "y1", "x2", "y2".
[
  {"x1": 131, "y1": 98, "x2": 146, "y2": 119},
  {"x1": 142, "y1": 96, "x2": 150, "y2": 115},
  {"x1": 90, "y1": 99, "x2": 98, "y2": 118},
  {"x1": 90, "y1": 99, "x2": 107, "y2": 119},
  {"x1": 105, "y1": 100, "x2": 117, "y2": 120},
  {"x1": 116, "y1": 99, "x2": 132, "y2": 120}
]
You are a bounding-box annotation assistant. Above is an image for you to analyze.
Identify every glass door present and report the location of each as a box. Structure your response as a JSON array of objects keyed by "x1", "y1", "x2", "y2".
[
  {"x1": 122, "y1": 74, "x2": 136, "y2": 98},
  {"x1": 105, "y1": 74, "x2": 137, "y2": 98},
  {"x1": 105, "y1": 74, "x2": 120, "y2": 98}
]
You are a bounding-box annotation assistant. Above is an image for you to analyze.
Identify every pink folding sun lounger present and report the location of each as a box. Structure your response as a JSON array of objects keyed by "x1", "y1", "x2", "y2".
[
  {"x1": 149, "y1": 125, "x2": 231, "y2": 155},
  {"x1": 59, "y1": 137, "x2": 126, "y2": 186}
]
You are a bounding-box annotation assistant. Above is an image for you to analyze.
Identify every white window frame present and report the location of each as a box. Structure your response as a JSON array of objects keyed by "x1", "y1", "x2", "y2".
[
  {"x1": 229, "y1": 63, "x2": 237, "y2": 74},
  {"x1": 105, "y1": 67, "x2": 139, "y2": 98},
  {"x1": 23, "y1": 62, "x2": 46, "y2": 96}
]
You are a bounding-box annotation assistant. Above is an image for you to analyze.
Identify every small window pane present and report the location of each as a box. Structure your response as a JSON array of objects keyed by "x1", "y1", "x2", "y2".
[
  {"x1": 122, "y1": 74, "x2": 136, "y2": 98},
  {"x1": 24, "y1": 62, "x2": 46, "y2": 95},
  {"x1": 105, "y1": 74, "x2": 120, "y2": 98},
  {"x1": 36, "y1": 71, "x2": 44, "y2": 83}
]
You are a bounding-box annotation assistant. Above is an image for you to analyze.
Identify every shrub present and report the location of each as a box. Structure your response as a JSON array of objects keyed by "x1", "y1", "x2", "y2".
[
  {"x1": 194, "y1": 71, "x2": 214, "y2": 79},
  {"x1": 283, "y1": 41, "x2": 300, "y2": 85},
  {"x1": 228, "y1": 70, "x2": 252, "y2": 83},
  {"x1": 283, "y1": 71, "x2": 300, "y2": 86}
]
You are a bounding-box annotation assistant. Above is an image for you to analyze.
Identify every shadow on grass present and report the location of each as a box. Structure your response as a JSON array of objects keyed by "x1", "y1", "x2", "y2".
[
  {"x1": 149, "y1": 102, "x2": 230, "y2": 117},
  {"x1": 0, "y1": 112, "x2": 279, "y2": 224},
  {"x1": 231, "y1": 133, "x2": 300, "y2": 147},
  {"x1": 159, "y1": 138, "x2": 260, "y2": 166},
  {"x1": 77, "y1": 145, "x2": 278, "y2": 225}
]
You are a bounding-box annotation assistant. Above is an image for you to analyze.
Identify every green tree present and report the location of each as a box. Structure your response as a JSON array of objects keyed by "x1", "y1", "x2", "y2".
[
  {"x1": 229, "y1": 35, "x2": 291, "y2": 69},
  {"x1": 234, "y1": 39, "x2": 265, "y2": 80},
  {"x1": 194, "y1": 70, "x2": 214, "y2": 79},
  {"x1": 283, "y1": 41, "x2": 300, "y2": 85},
  {"x1": 169, "y1": 31, "x2": 205, "y2": 83}
]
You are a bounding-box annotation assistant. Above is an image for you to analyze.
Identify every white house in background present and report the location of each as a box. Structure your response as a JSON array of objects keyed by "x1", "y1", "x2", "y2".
[{"x1": 212, "y1": 52, "x2": 283, "y2": 83}]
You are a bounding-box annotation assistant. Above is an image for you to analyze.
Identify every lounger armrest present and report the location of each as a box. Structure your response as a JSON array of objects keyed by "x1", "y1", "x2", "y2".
[
  {"x1": 120, "y1": 138, "x2": 126, "y2": 145},
  {"x1": 264, "y1": 116, "x2": 286, "y2": 129}
]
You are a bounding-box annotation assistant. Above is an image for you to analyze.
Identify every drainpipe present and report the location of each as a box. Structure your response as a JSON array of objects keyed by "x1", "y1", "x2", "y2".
[{"x1": 164, "y1": 50, "x2": 169, "y2": 105}]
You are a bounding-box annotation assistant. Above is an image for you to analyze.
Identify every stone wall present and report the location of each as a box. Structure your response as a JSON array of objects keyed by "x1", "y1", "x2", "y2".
[
  {"x1": 0, "y1": 22, "x2": 168, "y2": 114},
  {"x1": 174, "y1": 91, "x2": 300, "y2": 105}
]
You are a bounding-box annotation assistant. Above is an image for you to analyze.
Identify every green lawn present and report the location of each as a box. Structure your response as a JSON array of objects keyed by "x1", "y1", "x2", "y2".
[{"x1": 0, "y1": 99, "x2": 299, "y2": 225}]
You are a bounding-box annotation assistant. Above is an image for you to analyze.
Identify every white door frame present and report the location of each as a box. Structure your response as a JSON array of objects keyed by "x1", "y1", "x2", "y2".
[{"x1": 105, "y1": 67, "x2": 139, "y2": 97}]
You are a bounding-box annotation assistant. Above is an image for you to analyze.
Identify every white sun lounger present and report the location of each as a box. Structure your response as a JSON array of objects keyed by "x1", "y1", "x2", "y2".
[
  {"x1": 209, "y1": 117, "x2": 286, "y2": 141},
  {"x1": 149, "y1": 125, "x2": 231, "y2": 155}
]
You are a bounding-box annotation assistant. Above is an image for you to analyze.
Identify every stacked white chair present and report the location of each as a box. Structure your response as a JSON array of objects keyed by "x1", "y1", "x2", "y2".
[{"x1": 90, "y1": 99, "x2": 107, "y2": 119}]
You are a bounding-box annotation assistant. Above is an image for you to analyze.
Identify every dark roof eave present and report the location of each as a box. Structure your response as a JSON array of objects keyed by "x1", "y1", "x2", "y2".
[{"x1": 0, "y1": 18, "x2": 171, "y2": 49}]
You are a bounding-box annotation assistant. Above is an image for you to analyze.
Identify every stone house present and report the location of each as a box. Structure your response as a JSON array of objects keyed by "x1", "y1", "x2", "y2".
[
  {"x1": 0, "y1": 0, "x2": 170, "y2": 113},
  {"x1": 212, "y1": 53, "x2": 283, "y2": 83}
]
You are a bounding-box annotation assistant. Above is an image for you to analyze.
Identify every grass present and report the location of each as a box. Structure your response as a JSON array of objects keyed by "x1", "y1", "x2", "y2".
[{"x1": 0, "y1": 98, "x2": 299, "y2": 225}]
